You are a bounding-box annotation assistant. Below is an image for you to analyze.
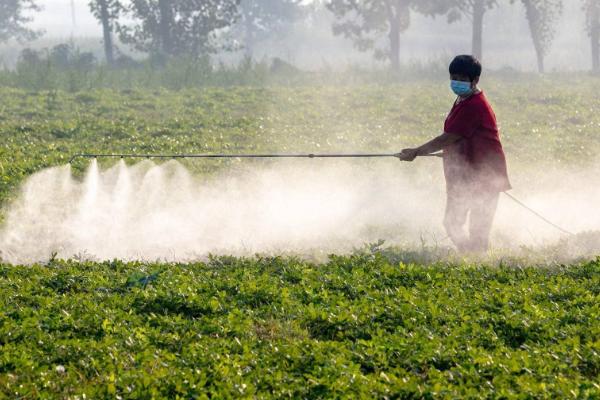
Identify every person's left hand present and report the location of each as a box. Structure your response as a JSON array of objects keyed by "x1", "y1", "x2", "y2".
[{"x1": 398, "y1": 148, "x2": 419, "y2": 162}]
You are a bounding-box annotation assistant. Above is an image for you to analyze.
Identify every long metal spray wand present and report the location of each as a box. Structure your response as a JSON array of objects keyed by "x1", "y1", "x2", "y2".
[{"x1": 68, "y1": 152, "x2": 443, "y2": 163}]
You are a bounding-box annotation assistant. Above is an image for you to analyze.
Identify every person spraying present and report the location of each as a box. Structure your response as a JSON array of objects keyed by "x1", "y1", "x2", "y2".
[{"x1": 399, "y1": 55, "x2": 510, "y2": 252}]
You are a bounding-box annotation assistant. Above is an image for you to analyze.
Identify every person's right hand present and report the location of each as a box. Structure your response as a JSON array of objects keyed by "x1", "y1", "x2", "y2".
[{"x1": 398, "y1": 148, "x2": 419, "y2": 162}]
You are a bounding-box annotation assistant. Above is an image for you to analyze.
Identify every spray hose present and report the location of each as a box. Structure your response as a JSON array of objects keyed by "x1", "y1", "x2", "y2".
[
  {"x1": 68, "y1": 152, "x2": 574, "y2": 236},
  {"x1": 502, "y1": 191, "x2": 574, "y2": 235}
]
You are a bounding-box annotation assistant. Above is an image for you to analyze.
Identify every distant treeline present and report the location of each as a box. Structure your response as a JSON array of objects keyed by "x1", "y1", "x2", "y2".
[
  {"x1": 1, "y1": 0, "x2": 600, "y2": 74},
  {"x1": 0, "y1": 43, "x2": 577, "y2": 92},
  {"x1": 0, "y1": 44, "x2": 463, "y2": 91}
]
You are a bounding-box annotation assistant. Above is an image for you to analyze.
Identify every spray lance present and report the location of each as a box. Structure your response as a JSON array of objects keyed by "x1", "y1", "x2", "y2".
[
  {"x1": 68, "y1": 152, "x2": 442, "y2": 163},
  {"x1": 68, "y1": 151, "x2": 574, "y2": 236}
]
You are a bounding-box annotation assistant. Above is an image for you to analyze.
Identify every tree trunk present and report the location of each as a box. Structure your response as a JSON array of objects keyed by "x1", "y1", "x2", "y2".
[
  {"x1": 472, "y1": 0, "x2": 485, "y2": 60},
  {"x1": 591, "y1": 2, "x2": 600, "y2": 74},
  {"x1": 98, "y1": 0, "x2": 114, "y2": 65},
  {"x1": 521, "y1": 0, "x2": 545, "y2": 73},
  {"x1": 389, "y1": 14, "x2": 400, "y2": 71},
  {"x1": 535, "y1": 48, "x2": 545, "y2": 73},
  {"x1": 244, "y1": 9, "x2": 254, "y2": 59},
  {"x1": 158, "y1": 0, "x2": 173, "y2": 56}
]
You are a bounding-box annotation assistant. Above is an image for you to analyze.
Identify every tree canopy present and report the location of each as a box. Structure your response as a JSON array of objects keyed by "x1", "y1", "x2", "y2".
[
  {"x1": 115, "y1": 0, "x2": 240, "y2": 58},
  {"x1": 235, "y1": 0, "x2": 304, "y2": 58},
  {"x1": 0, "y1": 0, "x2": 42, "y2": 43},
  {"x1": 326, "y1": 0, "x2": 454, "y2": 71}
]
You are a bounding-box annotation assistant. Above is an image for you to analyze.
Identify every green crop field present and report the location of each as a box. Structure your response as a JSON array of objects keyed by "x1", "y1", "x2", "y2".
[
  {"x1": 1, "y1": 76, "x2": 600, "y2": 398},
  {"x1": 2, "y1": 76, "x2": 600, "y2": 207},
  {"x1": 1, "y1": 257, "x2": 599, "y2": 398}
]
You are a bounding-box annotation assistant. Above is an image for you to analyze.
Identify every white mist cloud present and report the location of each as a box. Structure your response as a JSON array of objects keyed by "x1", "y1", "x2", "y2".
[
  {"x1": 0, "y1": 158, "x2": 598, "y2": 265},
  {"x1": 0, "y1": 159, "x2": 443, "y2": 263}
]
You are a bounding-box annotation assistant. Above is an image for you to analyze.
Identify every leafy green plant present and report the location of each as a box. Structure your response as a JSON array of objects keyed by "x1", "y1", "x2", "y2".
[{"x1": 0, "y1": 258, "x2": 599, "y2": 398}]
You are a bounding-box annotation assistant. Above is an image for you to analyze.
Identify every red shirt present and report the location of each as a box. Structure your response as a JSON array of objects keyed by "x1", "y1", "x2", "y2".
[{"x1": 443, "y1": 91, "x2": 511, "y2": 193}]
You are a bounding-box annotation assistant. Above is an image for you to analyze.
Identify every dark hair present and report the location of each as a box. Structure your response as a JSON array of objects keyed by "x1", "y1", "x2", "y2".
[{"x1": 449, "y1": 55, "x2": 482, "y2": 81}]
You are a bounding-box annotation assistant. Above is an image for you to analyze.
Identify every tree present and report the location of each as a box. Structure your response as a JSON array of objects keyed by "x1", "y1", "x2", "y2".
[
  {"x1": 583, "y1": 0, "x2": 600, "y2": 73},
  {"x1": 0, "y1": 0, "x2": 42, "y2": 43},
  {"x1": 116, "y1": 0, "x2": 240, "y2": 58},
  {"x1": 326, "y1": 0, "x2": 453, "y2": 71},
  {"x1": 448, "y1": 0, "x2": 498, "y2": 61},
  {"x1": 235, "y1": 0, "x2": 304, "y2": 59},
  {"x1": 515, "y1": 0, "x2": 562, "y2": 73},
  {"x1": 89, "y1": 0, "x2": 121, "y2": 65}
]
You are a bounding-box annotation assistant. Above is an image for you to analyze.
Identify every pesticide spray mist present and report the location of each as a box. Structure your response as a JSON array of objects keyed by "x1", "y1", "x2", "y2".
[{"x1": 1, "y1": 159, "x2": 599, "y2": 264}]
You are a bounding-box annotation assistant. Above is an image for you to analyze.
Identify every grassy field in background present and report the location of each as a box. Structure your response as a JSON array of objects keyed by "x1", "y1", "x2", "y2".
[
  {"x1": 1, "y1": 77, "x2": 600, "y2": 397},
  {"x1": 2, "y1": 76, "x2": 600, "y2": 205}
]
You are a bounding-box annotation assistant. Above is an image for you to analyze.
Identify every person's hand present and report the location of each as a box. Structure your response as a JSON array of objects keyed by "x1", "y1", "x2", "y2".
[{"x1": 398, "y1": 148, "x2": 419, "y2": 162}]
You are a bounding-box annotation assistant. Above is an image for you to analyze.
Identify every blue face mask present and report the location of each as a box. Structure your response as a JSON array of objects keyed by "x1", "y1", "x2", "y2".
[{"x1": 450, "y1": 80, "x2": 473, "y2": 96}]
